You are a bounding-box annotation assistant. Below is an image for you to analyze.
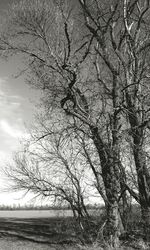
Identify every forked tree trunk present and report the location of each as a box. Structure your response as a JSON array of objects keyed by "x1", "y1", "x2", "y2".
[{"x1": 91, "y1": 126, "x2": 121, "y2": 248}]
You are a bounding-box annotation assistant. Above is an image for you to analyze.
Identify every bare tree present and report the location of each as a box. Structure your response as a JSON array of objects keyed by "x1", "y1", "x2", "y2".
[
  {"x1": 6, "y1": 130, "x2": 91, "y2": 228},
  {"x1": 0, "y1": 0, "x2": 124, "y2": 247},
  {"x1": 78, "y1": 0, "x2": 150, "y2": 240},
  {"x1": 2, "y1": 0, "x2": 150, "y2": 246}
]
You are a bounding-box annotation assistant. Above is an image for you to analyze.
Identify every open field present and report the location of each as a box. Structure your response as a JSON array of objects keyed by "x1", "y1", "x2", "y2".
[
  {"x1": 0, "y1": 210, "x2": 73, "y2": 218},
  {"x1": 0, "y1": 214, "x2": 80, "y2": 250},
  {"x1": 0, "y1": 209, "x2": 102, "y2": 218},
  {"x1": 0, "y1": 209, "x2": 149, "y2": 250},
  {"x1": 0, "y1": 210, "x2": 86, "y2": 249}
]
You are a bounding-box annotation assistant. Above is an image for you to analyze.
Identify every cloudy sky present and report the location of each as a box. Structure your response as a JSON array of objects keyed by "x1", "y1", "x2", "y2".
[
  {"x1": 0, "y1": 0, "x2": 41, "y2": 205},
  {"x1": 0, "y1": 57, "x2": 40, "y2": 206}
]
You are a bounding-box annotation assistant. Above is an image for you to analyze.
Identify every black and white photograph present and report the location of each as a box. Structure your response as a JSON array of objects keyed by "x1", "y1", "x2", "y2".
[{"x1": 0, "y1": 0, "x2": 149, "y2": 249}]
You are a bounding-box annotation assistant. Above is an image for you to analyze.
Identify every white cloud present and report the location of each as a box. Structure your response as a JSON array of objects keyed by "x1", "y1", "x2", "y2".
[
  {"x1": 0, "y1": 77, "x2": 21, "y2": 101},
  {"x1": 0, "y1": 89, "x2": 5, "y2": 97},
  {"x1": 0, "y1": 77, "x2": 7, "y2": 85},
  {"x1": 0, "y1": 78, "x2": 29, "y2": 139},
  {"x1": 11, "y1": 102, "x2": 21, "y2": 106},
  {"x1": 0, "y1": 119, "x2": 29, "y2": 139},
  {"x1": 0, "y1": 75, "x2": 35, "y2": 204},
  {"x1": 0, "y1": 150, "x2": 10, "y2": 163}
]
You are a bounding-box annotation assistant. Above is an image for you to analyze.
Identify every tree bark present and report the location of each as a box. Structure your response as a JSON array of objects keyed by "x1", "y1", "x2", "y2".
[
  {"x1": 126, "y1": 92, "x2": 150, "y2": 239},
  {"x1": 105, "y1": 201, "x2": 120, "y2": 248},
  {"x1": 91, "y1": 126, "x2": 121, "y2": 248},
  {"x1": 141, "y1": 207, "x2": 150, "y2": 241}
]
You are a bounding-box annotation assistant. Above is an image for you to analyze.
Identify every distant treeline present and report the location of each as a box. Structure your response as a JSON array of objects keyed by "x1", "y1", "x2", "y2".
[{"x1": 0, "y1": 204, "x2": 102, "y2": 211}]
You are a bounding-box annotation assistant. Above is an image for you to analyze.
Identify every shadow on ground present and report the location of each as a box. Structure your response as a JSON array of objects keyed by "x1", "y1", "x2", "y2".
[
  {"x1": 0, "y1": 217, "x2": 78, "y2": 245},
  {"x1": 0, "y1": 217, "x2": 149, "y2": 249}
]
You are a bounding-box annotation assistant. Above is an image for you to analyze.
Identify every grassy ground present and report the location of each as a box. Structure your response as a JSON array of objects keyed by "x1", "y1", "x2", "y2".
[
  {"x1": 0, "y1": 237, "x2": 86, "y2": 250},
  {"x1": 0, "y1": 238, "x2": 54, "y2": 250},
  {"x1": 0, "y1": 210, "x2": 149, "y2": 249},
  {"x1": 0, "y1": 237, "x2": 148, "y2": 250},
  {"x1": 0, "y1": 217, "x2": 79, "y2": 244},
  {"x1": 0, "y1": 217, "x2": 81, "y2": 249}
]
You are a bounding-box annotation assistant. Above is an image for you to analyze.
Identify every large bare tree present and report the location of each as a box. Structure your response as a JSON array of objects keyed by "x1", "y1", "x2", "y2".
[
  {"x1": 1, "y1": 0, "x2": 150, "y2": 247},
  {"x1": 78, "y1": 0, "x2": 150, "y2": 240}
]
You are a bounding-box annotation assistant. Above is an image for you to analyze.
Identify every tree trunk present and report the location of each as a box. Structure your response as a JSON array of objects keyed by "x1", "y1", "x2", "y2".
[
  {"x1": 103, "y1": 160, "x2": 123, "y2": 248},
  {"x1": 119, "y1": 182, "x2": 131, "y2": 231},
  {"x1": 133, "y1": 145, "x2": 150, "y2": 239},
  {"x1": 105, "y1": 201, "x2": 120, "y2": 248},
  {"x1": 126, "y1": 91, "x2": 150, "y2": 239},
  {"x1": 91, "y1": 126, "x2": 121, "y2": 248},
  {"x1": 141, "y1": 207, "x2": 150, "y2": 241}
]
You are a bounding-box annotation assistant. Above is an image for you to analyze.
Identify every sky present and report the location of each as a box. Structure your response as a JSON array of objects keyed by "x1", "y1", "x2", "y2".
[
  {"x1": 0, "y1": 0, "x2": 103, "y2": 207},
  {"x1": 0, "y1": 0, "x2": 41, "y2": 205},
  {"x1": 0, "y1": 57, "x2": 40, "y2": 206}
]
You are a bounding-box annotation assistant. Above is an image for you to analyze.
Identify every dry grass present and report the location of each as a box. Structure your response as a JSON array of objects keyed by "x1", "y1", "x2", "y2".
[
  {"x1": 0, "y1": 207, "x2": 149, "y2": 250},
  {"x1": 0, "y1": 237, "x2": 149, "y2": 250},
  {"x1": 0, "y1": 238, "x2": 81, "y2": 250},
  {"x1": 0, "y1": 238, "x2": 54, "y2": 250}
]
